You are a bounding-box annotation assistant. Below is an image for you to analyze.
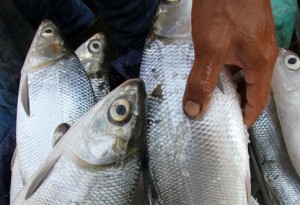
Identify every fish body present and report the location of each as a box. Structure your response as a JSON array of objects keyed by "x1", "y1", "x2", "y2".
[
  {"x1": 75, "y1": 33, "x2": 110, "y2": 101},
  {"x1": 139, "y1": 0, "x2": 250, "y2": 204},
  {"x1": 13, "y1": 79, "x2": 146, "y2": 205},
  {"x1": 249, "y1": 93, "x2": 300, "y2": 205},
  {"x1": 10, "y1": 20, "x2": 95, "y2": 201},
  {"x1": 271, "y1": 49, "x2": 300, "y2": 177}
]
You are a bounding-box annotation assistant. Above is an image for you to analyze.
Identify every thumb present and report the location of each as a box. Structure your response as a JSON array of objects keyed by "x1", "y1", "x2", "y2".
[{"x1": 182, "y1": 56, "x2": 223, "y2": 118}]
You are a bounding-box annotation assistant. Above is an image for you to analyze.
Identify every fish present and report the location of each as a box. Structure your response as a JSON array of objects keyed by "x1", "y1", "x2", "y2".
[
  {"x1": 12, "y1": 79, "x2": 146, "y2": 205},
  {"x1": 139, "y1": 0, "x2": 251, "y2": 204},
  {"x1": 10, "y1": 20, "x2": 96, "y2": 202},
  {"x1": 271, "y1": 49, "x2": 300, "y2": 177},
  {"x1": 75, "y1": 33, "x2": 110, "y2": 101},
  {"x1": 249, "y1": 93, "x2": 300, "y2": 205}
]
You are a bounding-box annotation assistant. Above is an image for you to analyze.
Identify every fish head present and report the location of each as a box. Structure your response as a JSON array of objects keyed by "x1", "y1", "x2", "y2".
[
  {"x1": 273, "y1": 49, "x2": 300, "y2": 105},
  {"x1": 75, "y1": 33, "x2": 108, "y2": 77},
  {"x1": 22, "y1": 20, "x2": 68, "y2": 73},
  {"x1": 66, "y1": 79, "x2": 146, "y2": 166}
]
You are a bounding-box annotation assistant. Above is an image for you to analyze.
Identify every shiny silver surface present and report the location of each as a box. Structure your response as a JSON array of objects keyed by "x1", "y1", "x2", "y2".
[
  {"x1": 272, "y1": 49, "x2": 300, "y2": 177},
  {"x1": 13, "y1": 79, "x2": 146, "y2": 205},
  {"x1": 140, "y1": 0, "x2": 250, "y2": 204},
  {"x1": 154, "y1": 0, "x2": 192, "y2": 39},
  {"x1": 249, "y1": 94, "x2": 300, "y2": 205},
  {"x1": 10, "y1": 20, "x2": 95, "y2": 202},
  {"x1": 140, "y1": 38, "x2": 250, "y2": 204},
  {"x1": 75, "y1": 33, "x2": 110, "y2": 101}
]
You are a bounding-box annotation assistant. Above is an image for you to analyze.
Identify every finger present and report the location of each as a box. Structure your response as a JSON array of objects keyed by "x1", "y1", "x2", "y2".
[
  {"x1": 243, "y1": 71, "x2": 271, "y2": 127},
  {"x1": 182, "y1": 55, "x2": 224, "y2": 118}
]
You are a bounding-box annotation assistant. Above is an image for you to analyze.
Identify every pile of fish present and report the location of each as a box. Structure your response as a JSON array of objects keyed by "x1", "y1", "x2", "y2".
[{"x1": 8, "y1": 0, "x2": 300, "y2": 205}]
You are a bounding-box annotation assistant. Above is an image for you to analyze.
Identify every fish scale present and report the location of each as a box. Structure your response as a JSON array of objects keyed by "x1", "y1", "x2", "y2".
[
  {"x1": 249, "y1": 94, "x2": 300, "y2": 205},
  {"x1": 17, "y1": 55, "x2": 95, "y2": 184},
  {"x1": 140, "y1": 37, "x2": 250, "y2": 204},
  {"x1": 13, "y1": 79, "x2": 145, "y2": 205},
  {"x1": 18, "y1": 156, "x2": 140, "y2": 205},
  {"x1": 10, "y1": 20, "x2": 96, "y2": 202}
]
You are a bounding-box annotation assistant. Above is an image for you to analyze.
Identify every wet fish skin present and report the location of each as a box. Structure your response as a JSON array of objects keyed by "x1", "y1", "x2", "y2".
[
  {"x1": 249, "y1": 93, "x2": 300, "y2": 205},
  {"x1": 13, "y1": 79, "x2": 146, "y2": 205},
  {"x1": 10, "y1": 20, "x2": 95, "y2": 202},
  {"x1": 140, "y1": 1, "x2": 250, "y2": 204},
  {"x1": 141, "y1": 39, "x2": 250, "y2": 204},
  {"x1": 271, "y1": 49, "x2": 300, "y2": 177},
  {"x1": 75, "y1": 33, "x2": 110, "y2": 101}
]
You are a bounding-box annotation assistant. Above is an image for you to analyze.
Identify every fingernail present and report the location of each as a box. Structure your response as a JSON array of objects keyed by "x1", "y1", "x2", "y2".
[{"x1": 184, "y1": 100, "x2": 200, "y2": 118}]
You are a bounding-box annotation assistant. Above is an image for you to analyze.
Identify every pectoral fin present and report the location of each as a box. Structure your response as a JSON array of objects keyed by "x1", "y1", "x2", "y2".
[
  {"x1": 25, "y1": 156, "x2": 60, "y2": 200},
  {"x1": 19, "y1": 75, "x2": 30, "y2": 116},
  {"x1": 52, "y1": 123, "x2": 70, "y2": 147}
]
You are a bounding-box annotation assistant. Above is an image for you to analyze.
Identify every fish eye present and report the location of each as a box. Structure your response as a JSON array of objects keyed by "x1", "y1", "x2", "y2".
[
  {"x1": 284, "y1": 54, "x2": 300, "y2": 71},
  {"x1": 109, "y1": 99, "x2": 131, "y2": 123},
  {"x1": 41, "y1": 27, "x2": 55, "y2": 38},
  {"x1": 88, "y1": 40, "x2": 102, "y2": 54}
]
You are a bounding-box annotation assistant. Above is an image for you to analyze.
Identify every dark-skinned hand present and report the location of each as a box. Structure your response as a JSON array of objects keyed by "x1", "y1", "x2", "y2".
[{"x1": 183, "y1": 0, "x2": 279, "y2": 128}]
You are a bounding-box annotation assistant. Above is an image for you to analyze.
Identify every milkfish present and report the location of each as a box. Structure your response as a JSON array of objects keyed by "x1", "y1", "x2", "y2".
[
  {"x1": 75, "y1": 33, "x2": 110, "y2": 101},
  {"x1": 249, "y1": 93, "x2": 300, "y2": 205},
  {"x1": 272, "y1": 49, "x2": 300, "y2": 178},
  {"x1": 139, "y1": 0, "x2": 251, "y2": 204},
  {"x1": 13, "y1": 79, "x2": 146, "y2": 205},
  {"x1": 10, "y1": 20, "x2": 95, "y2": 201}
]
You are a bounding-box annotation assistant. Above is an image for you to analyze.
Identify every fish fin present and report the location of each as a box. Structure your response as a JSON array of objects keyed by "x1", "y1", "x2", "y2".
[
  {"x1": 25, "y1": 156, "x2": 60, "y2": 200},
  {"x1": 10, "y1": 148, "x2": 17, "y2": 171},
  {"x1": 216, "y1": 75, "x2": 224, "y2": 94},
  {"x1": 250, "y1": 196, "x2": 260, "y2": 205},
  {"x1": 19, "y1": 74, "x2": 30, "y2": 116},
  {"x1": 246, "y1": 169, "x2": 251, "y2": 205},
  {"x1": 294, "y1": 198, "x2": 300, "y2": 205},
  {"x1": 52, "y1": 123, "x2": 70, "y2": 147}
]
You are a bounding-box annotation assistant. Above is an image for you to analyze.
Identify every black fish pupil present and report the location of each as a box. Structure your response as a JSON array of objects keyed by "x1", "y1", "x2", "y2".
[
  {"x1": 116, "y1": 105, "x2": 126, "y2": 115},
  {"x1": 45, "y1": 28, "x2": 53, "y2": 33},
  {"x1": 93, "y1": 43, "x2": 100, "y2": 49},
  {"x1": 288, "y1": 57, "x2": 297, "y2": 65}
]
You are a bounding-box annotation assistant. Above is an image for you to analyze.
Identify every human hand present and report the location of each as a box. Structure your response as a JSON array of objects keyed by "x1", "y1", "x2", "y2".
[{"x1": 182, "y1": 0, "x2": 278, "y2": 127}]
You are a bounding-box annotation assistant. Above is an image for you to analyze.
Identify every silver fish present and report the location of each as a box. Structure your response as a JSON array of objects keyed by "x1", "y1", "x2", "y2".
[
  {"x1": 10, "y1": 20, "x2": 95, "y2": 202},
  {"x1": 75, "y1": 33, "x2": 110, "y2": 101},
  {"x1": 249, "y1": 93, "x2": 300, "y2": 205},
  {"x1": 271, "y1": 49, "x2": 300, "y2": 178},
  {"x1": 13, "y1": 79, "x2": 146, "y2": 205},
  {"x1": 140, "y1": 0, "x2": 250, "y2": 204}
]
